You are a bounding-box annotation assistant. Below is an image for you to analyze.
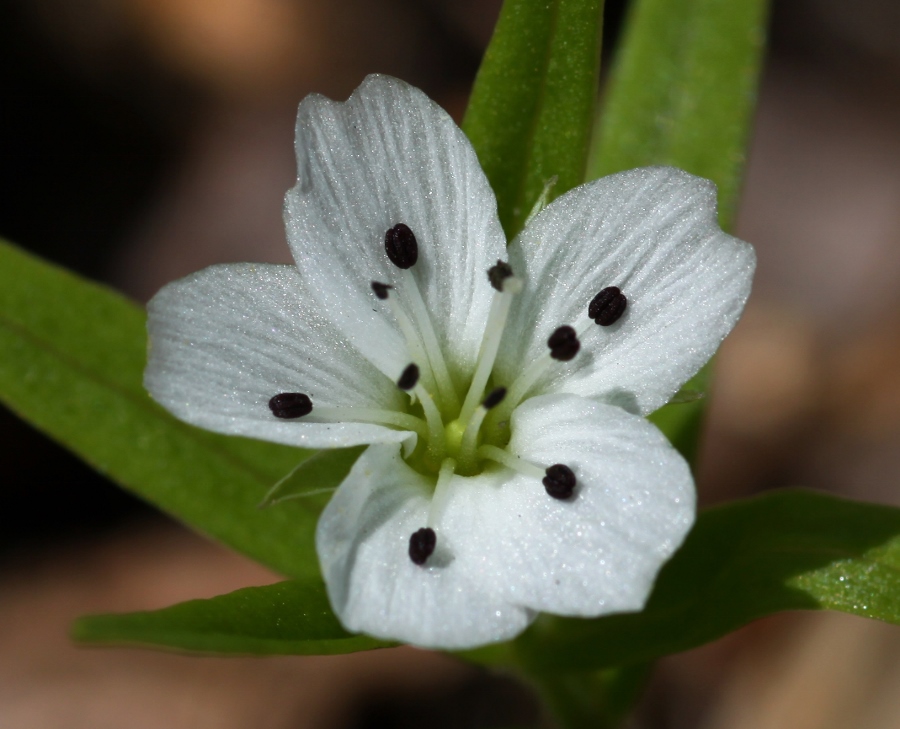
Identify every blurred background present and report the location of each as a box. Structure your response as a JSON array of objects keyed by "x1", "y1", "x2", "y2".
[{"x1": 2, "y1": 0, "x2": 900, "y2": 726}]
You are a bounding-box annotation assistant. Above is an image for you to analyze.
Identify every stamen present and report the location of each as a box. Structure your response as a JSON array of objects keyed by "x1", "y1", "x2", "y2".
[
  {"x1": 459, "y1": 268, "x2": 521, "y2": 423},
  {"x1": 477, "y1": 445, "x2": 545, "y2": 479},
  {"x1": 489, "y1": 323, "x2": 579, "y2": 426},
  {"x1": 384, "y1": 223, "x2": 418, "y2": 269},
  {"x1": 414, "y1": 383, "x2": 446, "y2": 461},
  {"x1": 268, "y1": 392, "x2": 312, "y2": 419},
  {"x1": 401, "y1": 268, "x2": 460, "y2": 412},
  {"x1": 373, "y1": 281, "x2": 439, "y2": 395},
  {"x1": 589, "y1": 286, "x2": 627, "y2": 326},
  {"x1": 482, "y1": 387, "x2": 507, "y2": 410},
  {"x1": 427, "y1": 457, "x2": 457, "y2": 527},
  {"x1": 487, "y1": 260, "x2": 513, "y2": 291},
  {"x1": 397, "y1": 363, "x2": 420, "y2": 391},
  {"x1": 408, "y1": 527, "x2": 436, "y2": 565},
  {"x1": 547, "y1": 325, "x2": 581, "y2": 361},
  {"x1": 543, "y1": 463, "x2": 577, "y2": 499},
  {"x1": 371, "y1": 281, "x2": 393, "y2": 299},
  {"x1": 311, "y1": 407, "x2": 428, "y2": 439}
]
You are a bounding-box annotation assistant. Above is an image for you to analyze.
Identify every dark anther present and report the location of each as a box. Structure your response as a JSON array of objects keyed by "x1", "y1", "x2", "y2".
[
  {"x1": 371, "y1": 281, "x2": 393, "y2": 300},
  {"x1": 268, "y1": 392, "x2": 312, "y2": 419},
  {"x1": 408, "y1": 527, "x2": 437, "y2": 565},
  {"x1": 487, "y1": 260, "x2": 514, "y2": 291},
  {"x1": 482, "y1": 387, "x2": 507, "y2": 410},
  {"x1": 543, "y1": 464, "x2": 576, "y2": 499},
  {"x1": 397, "y1": 363, "x2": 420, "y2": 391},
  {"x1": 547, "y1": 325, "x2": 581, "y2": 361},
  {"x1": 589, "y1": 286, "x2": 627, "y2": 326},
  {"x1": 384, "y1": 223, "x2": 419, "y2": 269}
]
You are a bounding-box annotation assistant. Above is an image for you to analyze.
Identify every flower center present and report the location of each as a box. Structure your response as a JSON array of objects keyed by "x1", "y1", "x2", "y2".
[{"x1": 266, "y1": 223, "x2": 630, "y2": 566}]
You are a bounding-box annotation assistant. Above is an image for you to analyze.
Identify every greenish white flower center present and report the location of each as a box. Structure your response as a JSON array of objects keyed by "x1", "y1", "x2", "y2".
[{"x1": 268, "y1": 222, "x2": 629, "y2": 564}]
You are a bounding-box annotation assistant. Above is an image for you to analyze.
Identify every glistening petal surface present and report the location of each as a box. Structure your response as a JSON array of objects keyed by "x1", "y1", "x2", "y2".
[
  {"x1": 146, "y1": 264, "x2": 412, "y2": 449},
  {"x1": 496, "y1": 393, "x2": 695, "y2": 614},
  {"x1": 498, "y1": 167, "x2": 755, "y2": 414},
  {"x1": 316, "y1": 444, "x2": 533, "y2": 649},
  {"x1": 285, "y1": 75, "x2": 507, "y2": 380}
]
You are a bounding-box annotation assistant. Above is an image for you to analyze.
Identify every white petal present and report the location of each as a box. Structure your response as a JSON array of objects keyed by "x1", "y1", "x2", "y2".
[
  {"x1": 285, "y1": 75, "x2": 507, "y2": 379},
  {"x1": 146, "y1": 263, "x2": 413, "y2": 450},
  {"x1": 317, "y1": 444, "x2": 533, "y2": 649},
  {"x1": 491, "y1": 393, "x2": 695, "y2": 615},
  {"x1": 498, "y1": 167, "x2": 756, "y2": 414}
]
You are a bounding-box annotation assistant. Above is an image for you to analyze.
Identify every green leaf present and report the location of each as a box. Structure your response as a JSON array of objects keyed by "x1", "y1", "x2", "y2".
[
  {"x1": 510, "y1": 490, "x2": 900, "y2": 672},
  {"x1": 73, "y1": 579, "x2": 391, "y2": 655},
  {"x1": 463, "y1": 0, "x2": 605, "y2": 238},
  {"x1": 0, "y1": 239, "x2": 357, "y2": 580},
  {"x1": 589, "y1": 0, "x2": 769, "y2": 230}
]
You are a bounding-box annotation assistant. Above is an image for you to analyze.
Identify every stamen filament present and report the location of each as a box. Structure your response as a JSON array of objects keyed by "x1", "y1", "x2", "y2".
[
  {"x1": 401, "y1": 269, "x2": 460, "y2": 412},
  {"x1": 414, "y1": 384, "x2": 446, "y2": 461},
  {"x1": 459, "y1": 277, "x2": 521, "y2": 423},
  {"x1": 490, "y1": 351, "x2": 553, "y2": 425},
  {"x1": 313, "y1": 407, "x2": 428, "y2": 439},
  {"x1": 477, "y1": 445, "x2": 545, "y2": 479},
  {"x1": 381, "y1": 294, "x2": 439, "y2": 396},
  {"x1": 458, "y1": 405, "x2": 490, "y2": 471},
  {"x1": 427, "y1": 457, "x2": 457, "y2": 527}
]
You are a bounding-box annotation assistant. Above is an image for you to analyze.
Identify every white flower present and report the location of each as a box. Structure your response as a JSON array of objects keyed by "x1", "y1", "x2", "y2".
[{"x1": 145, "y1": 75, "x2": 755, "y2": 650}]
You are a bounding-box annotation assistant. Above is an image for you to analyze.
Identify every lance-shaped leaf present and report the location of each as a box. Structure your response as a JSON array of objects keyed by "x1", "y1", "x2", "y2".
[
  {"x1": 73, "y1": 579, "x2": 390, "y2": 655},
  {"x1": 75, "y1": 490, "x2": 900, "y2": 663},
  {"x1": 0, "y1": 239, "x2": 358, "y2": 580},
  {"x1": 507, "y1": 490, "x2": 900, "y2": 672},
  {"x1": 463, "y1": 0, "x2": 605, "y2": 238}
]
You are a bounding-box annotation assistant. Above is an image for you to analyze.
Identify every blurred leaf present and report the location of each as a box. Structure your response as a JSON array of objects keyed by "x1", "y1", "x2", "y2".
[
  {"x1": 0, "y1": 239, "x2": 357, "y2": 580},
  {"x1": 73, "y1": 579, "x2": 390, "y2": 655},
  {"x1": 509, "y1": 490, "x2": 900, "y2": 672},
  {"x1": 588, "y1": 0, "x2": 768, "y2": 461},
  {"x1": 589, "y1": 0, "x2": 768, "y2": 230},
  {"x1": 463, "y1": 0, "x2": 605, "y2": 238}
]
